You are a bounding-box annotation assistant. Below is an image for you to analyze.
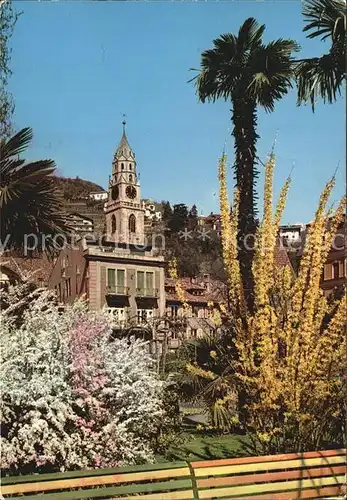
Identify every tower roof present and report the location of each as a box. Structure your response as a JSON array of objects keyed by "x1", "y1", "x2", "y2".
[{"x1": 115, "y1": 120, "x2": 135, "y2": 160}]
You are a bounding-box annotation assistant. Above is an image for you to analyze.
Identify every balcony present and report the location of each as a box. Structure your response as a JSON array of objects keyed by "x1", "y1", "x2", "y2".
[
  {"x1": 136, "y1": 287, "x2": 159, "y2": 298},
  {"x1": 106, "y1": 285, "x2": 129, "y2": 296}
]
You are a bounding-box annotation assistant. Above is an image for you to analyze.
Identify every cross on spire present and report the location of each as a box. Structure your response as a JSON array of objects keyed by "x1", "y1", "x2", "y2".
[{"x1": 122, "y1": 113, "x2": 127, "y2": 131}]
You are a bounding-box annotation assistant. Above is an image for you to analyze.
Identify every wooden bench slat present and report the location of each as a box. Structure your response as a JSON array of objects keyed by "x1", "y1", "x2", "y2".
[
  {"x1": 5, "y1": 478, "x2": 194, "y2": 500},
  {"x1": 193, "y1": 455, "x2": 346, "y2": 477},
  {"x1": 110, "y1": 490, "x2": 195, "y2": 500},
  {"x1": 1, "y1": 467, "x2": 191, "y2": 495},
  {"x1": 0, "y1": 461, "x2": 188, "y2": 486},
  {"x1": 197, "y1": 474, "x2": 346, "y2": 498},
  {"x1": 196, "y1": 464, "x2": 346, "y2": 489},
  {"x1": 191, "y1": 448, "x2": 347, "y2": 469},
  {"x1": 240, "y1": 484, "x2": 346, "y2": 500}
]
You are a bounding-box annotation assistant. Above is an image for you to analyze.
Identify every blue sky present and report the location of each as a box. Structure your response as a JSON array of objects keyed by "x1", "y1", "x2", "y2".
[{"x1": 10, "y1": 1, "x2": 345, "y2": 224}]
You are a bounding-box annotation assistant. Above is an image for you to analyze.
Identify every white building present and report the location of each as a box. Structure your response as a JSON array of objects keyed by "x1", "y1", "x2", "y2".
[
  {"x1": 144, "y1": 201, "x2": 162, "y2": 221},
  {"x1": 279, "y1": 223, "x2": 305, "y2": 246},
  {"x1": 89, "y1": 191, "x2": 108, "y2": 201}
]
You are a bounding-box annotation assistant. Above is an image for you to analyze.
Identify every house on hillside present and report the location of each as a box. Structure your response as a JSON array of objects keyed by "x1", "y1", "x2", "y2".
[
  {"x1": 89, "y1": 191, "x2": 108, "y2": 201},
  {"x1": 64, "y1": 213, "x2": 94, "y2": 235},
  {"x1": 279, "y1": 223, "x2": 305, "y2": 249}
]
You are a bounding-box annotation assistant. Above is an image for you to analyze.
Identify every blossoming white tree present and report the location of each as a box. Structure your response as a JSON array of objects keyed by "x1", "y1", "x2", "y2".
[{"x1": 1, "y1": 286, "x2": 165, "y2": 474}]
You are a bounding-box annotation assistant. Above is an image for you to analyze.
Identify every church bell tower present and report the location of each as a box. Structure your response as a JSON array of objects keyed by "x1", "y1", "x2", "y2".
[{"x1": 105, "y1": 121, "x2": 145, "y2": 245}]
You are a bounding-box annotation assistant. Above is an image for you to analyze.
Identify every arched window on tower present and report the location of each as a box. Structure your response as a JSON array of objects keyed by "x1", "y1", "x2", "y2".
[
  {"x1": 129, "y1": 214, "x2": 136, "y2": 234},
  {"x1": 111, "y1": 215, "x2": 116, "y2": 234},
  {"x1": 129, "y1": 163, "x2": 132, "y2": 170},
  {"x1": 129, "y1": 174, "x2": 133, "y2": 183},
  {"x1": 121, "y1": 163, "x2": 124, "y2": 170}
]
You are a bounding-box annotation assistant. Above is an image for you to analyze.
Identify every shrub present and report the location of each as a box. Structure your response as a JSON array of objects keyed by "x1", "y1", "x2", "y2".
[{"x1": 0, "y1": 290, "x2": 165, "y2": 474}]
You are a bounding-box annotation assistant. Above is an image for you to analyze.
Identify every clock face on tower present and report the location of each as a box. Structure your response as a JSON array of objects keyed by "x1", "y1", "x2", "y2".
[
  {"x1": 111, "y1": 185, "x2": 119, "y2": 200},
  {"x1": 126, "y1": 185, "x2": 137, "y2": 199}
]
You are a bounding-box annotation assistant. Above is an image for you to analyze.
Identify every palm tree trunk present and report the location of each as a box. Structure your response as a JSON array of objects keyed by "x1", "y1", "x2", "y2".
[{"x1": 231, "y1": 98, "x2": 259, "y2": 313}]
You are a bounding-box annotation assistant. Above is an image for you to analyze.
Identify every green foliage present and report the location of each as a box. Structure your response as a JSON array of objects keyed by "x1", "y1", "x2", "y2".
[
  {"x1": 161, "y1": 201, "x2": 173, "y2": 222},
  {"x1": 173, "y1": 334, "x2": 238, "y2": 433},
  {"x1": 168, "y1": 203, "x2": 189, "y2": 233},
  {"x1": 295, "y1": 0, "x2": 346, "y2": 109},
  {"x1": 164, "y1": 227, "x2": 224, "y2": 278},
  {"x1": 157, "y1": 430, "x2": 247, "y2": 462},
  {"x1": 0, "y1": 128, "x2": 68, "y2": 253},
  {"x1": 188, "y1": 204, "x2": 198, "y2": 230},
  {"x1": 153, "y1": 381, "x2": 182, "y2": 456}
]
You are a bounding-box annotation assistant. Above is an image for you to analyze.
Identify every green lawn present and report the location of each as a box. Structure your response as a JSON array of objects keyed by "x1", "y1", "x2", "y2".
[{"x1": 156, "y1": 430, "x2": 250, "y2": 462}]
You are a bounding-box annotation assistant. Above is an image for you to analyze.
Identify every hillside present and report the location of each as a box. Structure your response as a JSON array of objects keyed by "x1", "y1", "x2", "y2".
[{"x1": 53, "y1": 176, "x2": 105, "y2": 201}]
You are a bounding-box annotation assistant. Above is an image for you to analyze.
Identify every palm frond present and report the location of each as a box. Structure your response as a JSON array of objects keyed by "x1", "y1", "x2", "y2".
[
  {"x1": 302, "y1": 0, "x2": 346, "y2": 41},
  {"x1": 247, "y1": 39, "x2": 300, "y2": 111},
  {"x1": 237, "y1": 17, "x2": 265, "y2": 52},
  {"x1": 0, "y1": 127, "x2": 68, "y2": 253},
  {"x1": 295, "y1": 53, "x2": 342, "y2": 109},
  {"x1": 0, "y1": 127, "x2": 33, "y2": 161}
]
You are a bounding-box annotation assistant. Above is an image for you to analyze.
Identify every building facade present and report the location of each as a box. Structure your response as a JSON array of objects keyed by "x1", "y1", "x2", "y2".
[
  {"x1": 49, "y1": 122, "x2": 166, "y2": 327},
  {"x1": 320, "y1": 219, "x2": 346, "y2": 298}
]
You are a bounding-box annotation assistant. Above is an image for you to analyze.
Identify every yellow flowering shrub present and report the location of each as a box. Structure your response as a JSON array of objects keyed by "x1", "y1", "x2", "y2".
[{"x1": 218, "y1": 150, "x2": 346, "y2": 453}]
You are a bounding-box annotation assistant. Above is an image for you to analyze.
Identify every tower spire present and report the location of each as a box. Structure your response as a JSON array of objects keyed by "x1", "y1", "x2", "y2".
[{"x1": 115, "y1": 115, "x2": 134, "y2": 160}]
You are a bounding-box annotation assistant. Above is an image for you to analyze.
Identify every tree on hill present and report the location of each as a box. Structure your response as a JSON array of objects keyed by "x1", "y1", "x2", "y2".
[
  {"x1": 296, "y1": 0, "x2": 346, "y2": 110},
  {"x1": 192, "y1": 17, "x2": 299, "y2": 311},
  {"x1": 0, "y1": 0, "x2": 19, "y2": 137},
  {"x1": 161, "y1": 201, "x2": 173, "y2": 222},
  {"x1": 168, "y1": 204, "x2": 189, "y2": 233},
  {"x1": 188, "y1": 204, "x2": 198, "y2": 229}
]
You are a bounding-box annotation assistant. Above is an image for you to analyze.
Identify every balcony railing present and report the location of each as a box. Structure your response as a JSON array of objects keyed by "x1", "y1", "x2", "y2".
[
  {"x1": 136, "y1": 287, "x2": 159, "y2": 298},
  {"x1": 106, "y1": 285, "x2": 129, "y2": 296}
]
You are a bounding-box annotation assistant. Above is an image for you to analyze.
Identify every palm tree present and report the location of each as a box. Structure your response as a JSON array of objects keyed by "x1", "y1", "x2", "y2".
[
  {"x1": 175, "y1": 333, "x2": 238, "y2": 432},
  {"x1": 0, "y1": 127, "x2": 68, "y2": 253},
  {"x1": 191, "y1": 18, "x2": 299, "y2": 310},
  {"x1": 296, "y1": 0, "x2": 346, "y2": 110}
]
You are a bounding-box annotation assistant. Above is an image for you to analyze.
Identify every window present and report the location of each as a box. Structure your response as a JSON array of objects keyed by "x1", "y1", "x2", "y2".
[
  {"x1": 129, "y1": 174, "x2": 133, "y2": 183},
  {"x1": 121, "y1": 163, "x2": 124, "y2": 170},
  {"x1": 137, "y1": 271, "x2": 154, "y2": 296},
  {"x1": 129, "y1": 163, "x2": 132, "y2": 170},
  {"x1": 65, "y1": 278, "x2": 71, "y2": 297},
  {"x1": 191, "y1": 329, "x2": 198, "y2": 338},
  {"x1": 333, "y1": 262, "x2": 340, "y2": 279},
  {"x1": 107, "y1": 268, "x2": 126, "y2": 294},
  {"x1": 146, "y1": 271, "x2": 154, "y2": 294},
  {"x1": 129, "y1": 214, "x2": 136, "y2": 233},
  {"x1": 170, "y1": 305, "x2": 179, "y2": 318},
  {"x1": 111, "y1": 214, "x2": 116, "y2": 233}
]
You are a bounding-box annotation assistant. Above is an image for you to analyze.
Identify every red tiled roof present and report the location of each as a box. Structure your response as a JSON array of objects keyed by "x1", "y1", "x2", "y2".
[
  {"x1": 165, "y1": 276, "x2": 223, "y2": 305},
  {"x1": 274, "y1": 245, "x2": 293, "y2": 268}
]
